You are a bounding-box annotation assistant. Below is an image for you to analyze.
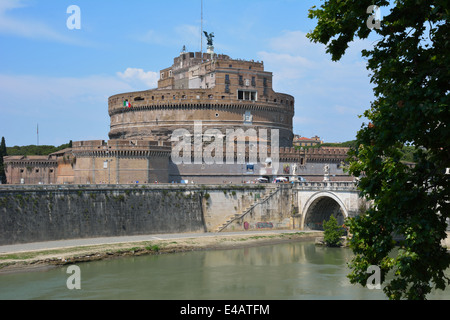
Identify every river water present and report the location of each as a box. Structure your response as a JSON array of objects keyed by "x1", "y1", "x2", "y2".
[{"x1": 1, "y1": 241, "x2": 449, "y2": 300}]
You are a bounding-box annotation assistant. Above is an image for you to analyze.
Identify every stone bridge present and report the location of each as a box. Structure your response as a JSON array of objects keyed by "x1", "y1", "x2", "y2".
[
  {"x1": 293, "y1": 181, "x2": 364, "y2": 231},
  {"x1": 215, "y1": 180, "x2": 366, "y2": 233}
]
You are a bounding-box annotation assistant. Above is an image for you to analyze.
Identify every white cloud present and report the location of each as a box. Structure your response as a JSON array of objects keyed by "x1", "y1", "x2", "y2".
[
  {"x1": 0, "y1": 0, "x2": 26, "y2": 13},
  {"x1": 258, "y1": 30, "x2": 374, "y2": 142},
  {"x1": 0, "y1": 72, "x2": 138, "y2": 146},
  {"x1": 117, "y1": 68, "x2": 159, "y2": 89},
  {"x1": 0, "y1": 74, "x2": 133, "y2": 107},
  {"x1": 0, "y1": 0, "x2": 88, "y2": 45},
  {"x1": 258, "y1": 52, "x2": 314, "y2": 80}
]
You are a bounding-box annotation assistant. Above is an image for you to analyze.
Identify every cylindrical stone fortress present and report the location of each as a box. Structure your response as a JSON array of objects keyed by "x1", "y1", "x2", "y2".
[{"x1": 108, "y1": 51, "x2": 295, "y2": 147}]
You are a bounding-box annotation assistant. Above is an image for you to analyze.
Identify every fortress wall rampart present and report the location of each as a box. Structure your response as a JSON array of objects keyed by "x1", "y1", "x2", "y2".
[
  {"x1": 70, "y1": 140, "x2": 171, "y2": 184},
  {"x1": 0, "y1": 185, "x2": 209, "y2": 245},
  {"x1": 0, "y1": 184, "x2": 280, "y2": 245}
]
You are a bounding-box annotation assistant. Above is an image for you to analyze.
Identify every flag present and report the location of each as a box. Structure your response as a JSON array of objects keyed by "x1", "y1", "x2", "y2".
[{"x1": 123, "y1": 100, "x2": 131, "y2": 108}]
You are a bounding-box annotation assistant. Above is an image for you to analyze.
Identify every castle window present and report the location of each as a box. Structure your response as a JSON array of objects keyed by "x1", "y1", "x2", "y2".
[
  {"x1": 173, "y1": 95, "x2": 176, "y2": 100},
  {"x1": 239, "y1": 75, "x2": 244, "y2": 86},
  {"x1": 225, "y1": 74, "x2": 230, "y2": 85},
  {"x1": 161, "y1": 95, "x2": 165, "y2": 100},
  {"x1": 182, "y1": 95, "x2": 187, "y2": 99},
  {"x1": 161, "y1": 72, "x2": 164, "y2": 79},
  {"x1": 251, "y1": 77, "x2": 256, "y2": 87},
  {"x1": 208, "y1": 94, "x2": 213, "y2": 99},
  {"x1": 225, "y1": 85, "x2": 230, "y2": 93},
  {"x1": 238, "y1": 90, "x2": 257, "y2": 101}
]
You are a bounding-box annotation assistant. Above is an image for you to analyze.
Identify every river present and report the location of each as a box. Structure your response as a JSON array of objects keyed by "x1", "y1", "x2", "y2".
[{"x1": 0, "y1": 241, "x2": 449, "y2": 300}]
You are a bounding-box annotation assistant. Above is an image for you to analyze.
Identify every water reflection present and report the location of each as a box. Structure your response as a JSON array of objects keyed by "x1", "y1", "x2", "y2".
[{"x1": 0, "y1": 241, "x2": 449, "y2": 300}]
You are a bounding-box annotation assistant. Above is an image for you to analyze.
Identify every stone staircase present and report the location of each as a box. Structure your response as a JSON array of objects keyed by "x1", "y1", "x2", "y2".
[{"x1": 214, "y1": 187, "x2": 280, "y2": 233}]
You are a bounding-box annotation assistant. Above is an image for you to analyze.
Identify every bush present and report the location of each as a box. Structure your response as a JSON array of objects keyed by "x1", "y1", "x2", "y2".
[{"x1": 323, "y1": 216, "x2": 345, "y2": 247}]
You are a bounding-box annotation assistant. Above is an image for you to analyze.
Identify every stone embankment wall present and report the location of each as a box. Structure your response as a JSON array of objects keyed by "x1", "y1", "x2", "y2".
[
  {"x1": 0, "y1": 184, "x2": 292, "y2": 246},
  {"x1": 211, "y1": 185, "x2": 295, "y2": 232},
  {"x1": 0, "y1": 185, "x2": 207, "y2": 246}
]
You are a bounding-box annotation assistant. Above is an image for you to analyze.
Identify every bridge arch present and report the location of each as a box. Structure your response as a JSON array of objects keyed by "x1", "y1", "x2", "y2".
[{"x1": 301, "y1": 191, "x2": 348, "y2": 230}]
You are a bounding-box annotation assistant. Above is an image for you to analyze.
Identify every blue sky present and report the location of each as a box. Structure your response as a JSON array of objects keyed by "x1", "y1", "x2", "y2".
[{"x1": 0, "y1": 0, "x2": 378, "y2": 147}]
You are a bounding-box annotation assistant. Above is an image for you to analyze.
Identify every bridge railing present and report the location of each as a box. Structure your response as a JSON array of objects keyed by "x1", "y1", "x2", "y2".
[{"x1": 294, "y1": 181, "x2": 358, "y2": 191}]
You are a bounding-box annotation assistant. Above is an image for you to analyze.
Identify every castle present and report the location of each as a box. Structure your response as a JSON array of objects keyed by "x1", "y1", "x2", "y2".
[{"x1": 3, "y1": 49, "x2": 350, "y2": 185}]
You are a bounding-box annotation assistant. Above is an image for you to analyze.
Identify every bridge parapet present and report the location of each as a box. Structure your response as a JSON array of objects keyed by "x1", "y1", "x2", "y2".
[{"x1": 294, "y1": 181, "x2": 358, "y2": 192}]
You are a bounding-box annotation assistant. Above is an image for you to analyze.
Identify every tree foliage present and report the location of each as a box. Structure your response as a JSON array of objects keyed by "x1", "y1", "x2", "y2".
[
  {"x1": 323, "y1": 215, "x2": 345, "y2": 247},
  {"x1": 308, "y1": 0, "x2": 449, "y2": 299},
  {"x1": 0, "y1": 137, "x2": 7, "y2": 184},
  {"x1": 6, "y1": 143, "x2": 71, "y2": 156}
]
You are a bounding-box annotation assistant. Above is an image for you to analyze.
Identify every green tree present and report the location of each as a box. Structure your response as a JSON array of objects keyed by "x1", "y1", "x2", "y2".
[
  {"x1": 6, "y1": 143, "x2": 71, "y2": 156},
  {"x1": 323, "y1": 215, "x2": 345, "y2": 247},
  {"x1": 0, "y1": 137, "x2": 6, "y2": 156},
  {"x1": 307, "y1": 1, "x2": 449, "y2": 300},
  {"x1": 0, "y1": 137, "x2": 7, "y2": 184}
]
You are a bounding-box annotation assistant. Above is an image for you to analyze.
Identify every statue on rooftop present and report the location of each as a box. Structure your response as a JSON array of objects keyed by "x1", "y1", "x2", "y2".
[{"x1": 204, "y1": 31, "x2": 214, "y2": 46}]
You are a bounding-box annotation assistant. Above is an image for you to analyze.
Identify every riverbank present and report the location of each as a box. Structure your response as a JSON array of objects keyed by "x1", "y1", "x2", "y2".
[{"x1": 0, "y1": 231, "x2": 323, "y2": 274}]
